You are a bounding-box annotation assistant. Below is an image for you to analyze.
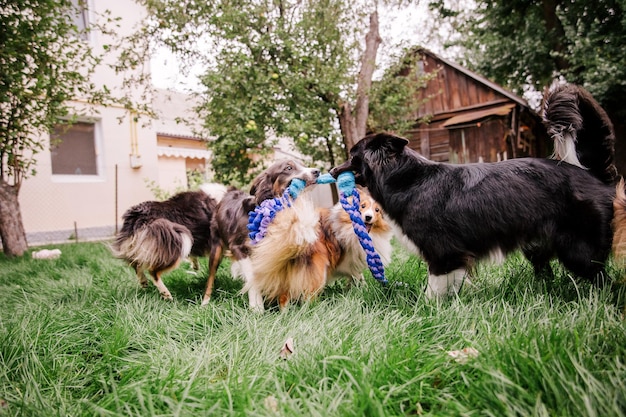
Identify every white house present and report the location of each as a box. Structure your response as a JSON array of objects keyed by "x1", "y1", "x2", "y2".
[
  {"x1": 18, "y1": 0, "x2": 333, "y2": 246},
  {"x1": 19, "y1": 1, "x2": 209, "y2": 245}
]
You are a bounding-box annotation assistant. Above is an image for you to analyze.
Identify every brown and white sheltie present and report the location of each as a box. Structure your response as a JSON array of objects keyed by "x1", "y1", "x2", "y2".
[
  {"x1": 202, "y1": 159, "x2": 320, "y2": 310},
  {"x1": 246, "y1": 187, "x2": 393, "y2": 309}
]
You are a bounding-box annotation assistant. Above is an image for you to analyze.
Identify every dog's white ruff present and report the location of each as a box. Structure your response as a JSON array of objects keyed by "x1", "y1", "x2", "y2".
[
  {"x1": 290, "y1": 196, "x2": 320, "y2": 245},
  {"x1": 487, "y1": 247, "x2": 506, "y2": 265},
  {"x1": 388, "y1": 219, "x2": 424, "y2": 258}
]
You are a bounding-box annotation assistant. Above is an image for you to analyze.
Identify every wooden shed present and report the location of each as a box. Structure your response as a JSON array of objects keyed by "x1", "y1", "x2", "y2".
[{"x1": 405, "y1": 48, "x2": 550, "y2": 163}]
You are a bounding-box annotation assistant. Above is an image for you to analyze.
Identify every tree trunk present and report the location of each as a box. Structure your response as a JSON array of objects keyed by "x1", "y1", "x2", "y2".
[
  {"x1": 337, "y1": 10, "x2": 382, "y2": 154},
  {"x1": 338, "y1": 101, "x2": 357, "y2": 155},
  {"x1": 541, "y1": 0, "x2": 569, "y2": 72},
  {"x1": 0, "y1": 180, "x2": 28, "y2": 257},
  {"x1": 354, "y1": 10, "x2": 381, "y2": 139}
]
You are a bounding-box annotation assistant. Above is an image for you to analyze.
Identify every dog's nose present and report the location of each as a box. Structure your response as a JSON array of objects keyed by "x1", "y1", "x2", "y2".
[
  {"x1": 364, "y1": 214, "x2": 373, "y2": 223},
  {"x1": 312, "y1": 169, "x2": 320, "y2": 178}
]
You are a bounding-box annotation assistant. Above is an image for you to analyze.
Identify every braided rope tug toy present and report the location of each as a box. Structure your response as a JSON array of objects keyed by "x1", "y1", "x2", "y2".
[
  {"x1": 247, "y1": 179, "x2": 305, "y2": 245},
  {"x1": 247, "y1": 171, "x2": 387, "y2": 285}
]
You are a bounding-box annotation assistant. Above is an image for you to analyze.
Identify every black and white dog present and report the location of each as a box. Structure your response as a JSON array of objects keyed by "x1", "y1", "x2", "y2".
[{"x1": 331, "y1": 85, "x2": 626, "y2": 297}]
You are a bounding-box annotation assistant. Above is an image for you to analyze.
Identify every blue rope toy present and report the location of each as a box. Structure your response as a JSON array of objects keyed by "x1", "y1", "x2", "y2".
[{"x1": 247, "y1": 171, "x2": 387, "y2": 286}]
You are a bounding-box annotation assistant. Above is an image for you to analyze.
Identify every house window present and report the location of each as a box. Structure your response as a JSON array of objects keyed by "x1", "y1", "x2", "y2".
[{"x1": 50, "y1": 121, "x2": 99, "y2": 176}]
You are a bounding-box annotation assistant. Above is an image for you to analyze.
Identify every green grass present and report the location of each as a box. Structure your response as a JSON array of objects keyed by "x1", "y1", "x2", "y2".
[{"x1": 1, "y1": 241, "x2": 626, "y2": 416}]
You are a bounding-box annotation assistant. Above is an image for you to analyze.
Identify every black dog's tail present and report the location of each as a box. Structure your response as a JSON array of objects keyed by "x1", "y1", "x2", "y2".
[
  {"x1": 111, "y1": 218, "x2": 193, "y2": 273},
  {"x1": 543, "y1": 83, "x2": 618, "y2": 184}
]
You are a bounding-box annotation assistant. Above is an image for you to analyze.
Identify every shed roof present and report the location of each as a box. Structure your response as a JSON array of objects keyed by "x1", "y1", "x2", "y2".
[
  {"x1": 442, "y1": 103, "x2": 515, "y2": 127},
  {"x1": 416, "y1": 48, "x2": 530, "y2": 109}
]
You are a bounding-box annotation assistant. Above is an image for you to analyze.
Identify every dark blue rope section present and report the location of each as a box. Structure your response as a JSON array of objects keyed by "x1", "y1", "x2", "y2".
[{"x1": 339, "y1": 190, "x2": 388, "y2": 286}]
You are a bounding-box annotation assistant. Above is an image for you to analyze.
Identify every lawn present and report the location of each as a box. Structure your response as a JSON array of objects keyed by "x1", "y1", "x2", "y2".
[{"x1": 0, "y1": 241, "x2": 625, "y2": 416}]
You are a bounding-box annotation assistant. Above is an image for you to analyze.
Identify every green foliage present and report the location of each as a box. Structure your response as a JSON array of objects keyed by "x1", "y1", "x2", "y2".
[
  {"x1": 194, "y1": 0, "x2": 361, "y2": 183},
  {"x1": 123, "y1": 1, "x2": 430, "y2": 184},
  {"x1": 431, "y1": 0, "x2": 626, "y2": 111},
  {"x1": 1, "y1": 242, "x2": 626, "y2": 415},
  {"x1": 369, "y1": 49, "x2": 437, "y2": 135},
  {"x1": 121, "y1": 0, "x2": 366, "y2": 184},
  {"x1": 560, "y1": 0, "x2": 626, "y2": 107},
  {"x1": 0, "y1": 0, "x2": 116, "y2": 190}
]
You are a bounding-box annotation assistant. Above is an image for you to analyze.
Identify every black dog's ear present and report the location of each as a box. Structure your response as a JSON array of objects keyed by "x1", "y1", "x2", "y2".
[
  {"x1": 361, "y1": 134, "x2": 409, "y2": 167},
  {"x1": 365, "y1": 133, "x2": 409, "y2": 155}
]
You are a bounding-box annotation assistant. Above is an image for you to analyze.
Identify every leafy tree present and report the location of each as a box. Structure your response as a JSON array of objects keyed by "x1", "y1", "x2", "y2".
[
  {"x1": 368, "y1": 49, "x2": 436, "y2": 134},
  {"x1": 0, "y1": 0, "x2": 115, "y2": 256},
  {"x1": 197, "y1": 0, "x2": 358, "y2": 183},
  {"x1": 121, "y1": 0, "x2": 430, "y2": 184}
]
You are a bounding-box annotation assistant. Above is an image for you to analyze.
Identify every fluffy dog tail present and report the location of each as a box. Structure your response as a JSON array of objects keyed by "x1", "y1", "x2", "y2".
[
  {"x1": 246, "y1": 196, "x2": 327, "y2": 303},
  {"x1": 543, "y1": 83, "x2": 617, "y2": 184},
  {"x1": 111, "y1": 218, "x2": 193, "y2": 273},
  {"x1": 199, "y1": 183, "x2": 229, "y2": 203},
  {"x1": 612, "y1": 179, "x2": 626, "y2": 266}
]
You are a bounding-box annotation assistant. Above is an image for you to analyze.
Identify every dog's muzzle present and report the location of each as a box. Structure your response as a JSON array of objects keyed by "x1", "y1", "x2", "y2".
[{"x1": 330, "y1": 163, "x2": 351, "y2": 178}]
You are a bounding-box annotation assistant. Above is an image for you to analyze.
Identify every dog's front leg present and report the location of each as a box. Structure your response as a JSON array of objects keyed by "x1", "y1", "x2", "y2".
[
  {"x1": 238, "y1": 258, "x2": 265, "y2": 312},
  {"x1": 425, "y1": 268, "x2": 467, "y2": 298},
  {"x1": 201, "y1": 244, "x2": 223, "y2": 306},
  {"x1": 247, "y1": 287, "x2": 265, "y2": 313}
]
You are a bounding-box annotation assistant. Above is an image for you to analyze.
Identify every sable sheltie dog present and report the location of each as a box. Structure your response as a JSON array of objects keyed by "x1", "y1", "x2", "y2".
[
  {"x1": 110, "y1": 184, "x2": 227, "y2": 301},
  {"x1": 331, "y1": 83, "x2": 626, "y2": 298},
  {"x1": 201, "y1": 159, "x2": 320, "y2": 310},
  {"x1": 247, "y1": 187, "x2": 394, "y2": 309}
]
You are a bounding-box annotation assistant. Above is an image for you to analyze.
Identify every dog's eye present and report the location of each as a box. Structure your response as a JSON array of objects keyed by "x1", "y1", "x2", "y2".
[
  {"x1": 361, "y1": 204, "x2": 366, "y2": 209},
  {"x1": 375, "y1": 208, "x2": 380, "y2": 212},
  {"x1": 285, "y1": 165, "x2": 292, "y2": 171}
]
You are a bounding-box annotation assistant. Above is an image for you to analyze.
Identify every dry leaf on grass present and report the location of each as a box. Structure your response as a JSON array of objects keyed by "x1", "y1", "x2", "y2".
[
  {"x1": 447, "y1": 347, "x2": 479, "y2": 364},
  {"x1": 264, "y1": 395, "x2": 278, "y2": 412},
  {"x1": 279, "y1": 337, "x2": 294, "y2": 360}
]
